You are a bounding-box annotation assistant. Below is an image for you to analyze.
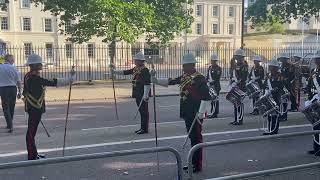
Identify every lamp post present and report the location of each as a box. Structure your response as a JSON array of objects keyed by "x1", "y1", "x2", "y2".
[{"x1": 241, "y1": 0, "x2": 245, "y2": 48}]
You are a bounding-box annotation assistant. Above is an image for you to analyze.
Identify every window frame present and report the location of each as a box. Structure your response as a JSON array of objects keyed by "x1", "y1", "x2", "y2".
[
  {"x1": 0, "y1": 16, "x2": 9, "y2": 30},
  {"x1": 212, "y1": 5, "x2": 219, "y2": 17},
  {"x1": 228, "y1": 6, "x2": 235, "y2": 17},
  {"x1": 195, "y1": 4, "x2": 202, "y2": 16},
  {"x1": 87, "y1": 43, "x2": 95, "y2": 58},
  {"x1": 44, "y1": 18, "x2": 53, "y2": 32},
  {"x1": 212, "y1": 23, "x2": 219, "y2": 34},
  {"x1": 65, "y1": 43, "x2": 73, "y2": 58},
  {"x1": 22, "y1": 17, "x2": 32, "y2": 31},
  {"x1": 45, "y1": 43, "x2": 53, "y2": 58},
  {"x1": 196, "y1": 23, "x2": 202, "y2": 35},
  {"x1": 24, "y1": 42, "x2": 32, "y2": 56},
  {"x1": 228, "y1": 24, "x2": 234, "y2": 35},
  {"x1": 21, "y1": 0, "x2": 31, "y2": 9}
]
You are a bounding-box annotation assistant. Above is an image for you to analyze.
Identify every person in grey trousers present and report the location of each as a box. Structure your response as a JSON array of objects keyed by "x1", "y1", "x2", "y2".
[{"x1": 0, "y1": 54, "x2": 22, "y2": 133}]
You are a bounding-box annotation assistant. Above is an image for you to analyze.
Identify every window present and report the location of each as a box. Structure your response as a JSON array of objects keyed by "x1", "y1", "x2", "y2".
[
  {"x1": 21, "y1": 0, "x2": 30, "y2": 8},
  {"x1": 196, "y1": 5, "x2": 202, "y2": 16},
  {"x1": 212, "y1": 6, "x2": 219, "y2": 16},
  {"x1": 1, "y1": 17, "x2": 9, "y2": 30},
  {"x1": 0, "y1": 1, "x2": 8, "y2": 12},
  {"x1": 44, "y1": 18, "x2": 52, "y2": 32},
  {"x1": 87, "y1": 43, "x2": 95, "y2": 58},
  {"x1": 229, "y1": 6, "x2": 235, "y2": 17},
  {"x1": 22, "y1": 17, "x2": 31, "y2": 31},
  {"x1": 24, "y1": 43, "x2": 32, "y2": 56},
  {"x1": 196, "y1": 23, "x2": 202, "y2": 35},
  {"x1": 64, "y1": 20, "x2": 72, "y2": 33},
  {"x1": 65, "y1": 44, "x2": 73, "y2": 58},
  {"x1": 212, "y1": 23, "x2": 219, "y2": 34},
  {"x1": 45, "y1": 43, "x2": 53, "y2": 58},
  {"x1": 228, "y1": 24, "x2": 234, "y2": 35}
]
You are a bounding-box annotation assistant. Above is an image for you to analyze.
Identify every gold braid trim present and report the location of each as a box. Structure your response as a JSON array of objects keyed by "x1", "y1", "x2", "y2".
[
  {"x1": 179, "y1": 72, "x2": 202, "y2": 91},
  {"x1": 24, "y1": 91, "x2": 45, "y2": 109}
]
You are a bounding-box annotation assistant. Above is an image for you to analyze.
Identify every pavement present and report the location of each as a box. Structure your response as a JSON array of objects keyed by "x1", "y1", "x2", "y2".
[
  {"x1": 0, "y1": 92, "x2": 318, "y2": 180},
  {"x1": 16, "y1": 80, "x2": 231, "y2": 102}
]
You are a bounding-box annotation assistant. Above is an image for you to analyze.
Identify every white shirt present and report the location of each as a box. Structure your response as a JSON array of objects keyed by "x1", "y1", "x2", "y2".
[{"x1": 0, "y1": 63, "x2": 21, "y2": 87}]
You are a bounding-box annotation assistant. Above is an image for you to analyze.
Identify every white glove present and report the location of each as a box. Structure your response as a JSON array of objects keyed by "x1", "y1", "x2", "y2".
[
  {"x1": 197, "y1": 100, "x2": 210, "y2": 119},
  {"x1": 109, "y1": 64, "x2": 124, "y2": 75},
  {"x1": 111, "y1": 69, "x2": 124, "y2": 75},
  {"x1": 143, "y1": 85, "x2": 151, "y2": 101},
  {"x1": 150, "y1": 69, "x2": 156, "y2": 77},
  {"x1": 56, "y1": 78, "x2": 72, "y2": 87},
  {"x1": 153, "y1": 78, "x2": 169, "y2": 87},
  {"x1": 264, "y1": 90, "x2": 271, "y2": 96}
]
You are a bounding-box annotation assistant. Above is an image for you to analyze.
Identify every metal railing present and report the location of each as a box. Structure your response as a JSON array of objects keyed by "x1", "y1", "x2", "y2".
[
  {"x1": 0, "y1": 146, "x2": 183, "y2": 180},
  {"x1": 187, "y1": 130, "x2": 320, "y2": 180},
  {"x1": 207, "y1": 162, "x2": 320, "y2": 180},
  {"x1": 1, "y1": 45, "x2": 319, "y2": 81}
]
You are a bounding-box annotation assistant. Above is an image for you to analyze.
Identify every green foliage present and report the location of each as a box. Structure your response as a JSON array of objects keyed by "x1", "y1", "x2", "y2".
[
  {"x1": 247, "y1": 0, "x2": 320, "y2": 27},
  {"x1": 252, "y1": 14, "x2": 285, "y2": 34},
  {"x1": 28, "y1": 0, "x2": 194, "y2": 46}
]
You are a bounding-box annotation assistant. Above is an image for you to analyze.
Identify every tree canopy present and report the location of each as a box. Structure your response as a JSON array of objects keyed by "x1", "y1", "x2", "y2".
[
  {"x1": 1, "y1": 0, "x2": 193, "y2": 45},
  {"x1": 247, "y1": 0, "x2": 320, "y2": 27}
]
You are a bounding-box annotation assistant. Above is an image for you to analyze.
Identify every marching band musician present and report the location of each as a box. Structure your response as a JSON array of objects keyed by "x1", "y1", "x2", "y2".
[
  {"x1": 230, "y1": 49, "x2": 248, "y2": 125},
  {"x1": 279, "y1": 53, "x2": 298, "y2": 113},
  {"x1": 305, "y1": 52, "x2": 320, "y2": 156},
  {"x1": 248, "y1": 55, "x2": 264, "y2": 115},
  {"x1": 291, "y1": 54, "x2": 302, "y2": 111},
  {"x1": 206, "y1": 53, "x2": 221, "y2": 118},
  {"x1": 151, "y1": 53, "x2": 210, "y2": 173},
  {"x1": 110, "y1": 52, "x2": 151, "y2": 135},
  {"x1": 23, "y1": 54, "x2": 75, "y2": 160},
  {"x1": 263, "y1": 59, "x2": 285, "y2": 135}
]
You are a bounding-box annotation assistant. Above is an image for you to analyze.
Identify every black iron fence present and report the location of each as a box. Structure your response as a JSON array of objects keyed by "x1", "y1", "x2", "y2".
[{"x1": 1, "y1": 45, "x2": 319, "y2": 81}]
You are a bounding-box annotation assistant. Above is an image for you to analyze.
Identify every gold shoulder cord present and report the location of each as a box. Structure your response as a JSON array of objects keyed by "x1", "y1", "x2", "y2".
[
  {"x1": 24, "y1": 77, "x2": 45, "y2": 110},
  {"x1": 179, "y1": 72, "x2": 202, "y2": 91}
]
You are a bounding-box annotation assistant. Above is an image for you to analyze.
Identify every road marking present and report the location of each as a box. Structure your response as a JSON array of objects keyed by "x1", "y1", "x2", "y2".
[
  {"x1": 76, "y1": 105, "x2": 111, "y2": 109},
  {"x1": 0, "y1": 124, "x2": 311, "y2": 158},
  {"x1": 81, "y1": 117, "x2": 230, "y2": 131},
  {"x1": 158, "y1": 105, "x2": 179, "y2": 108}
]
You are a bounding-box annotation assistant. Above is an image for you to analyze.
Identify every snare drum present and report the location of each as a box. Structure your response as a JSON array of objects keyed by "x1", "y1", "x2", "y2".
[
  {"x1": 254, "y1": 94, "x2": 279, "y2": 117},
  {"x1": 281, "y1": 92, "x2": 290, "y2": 103},
  {"x1": 302, "y1": 101, "x2": 320, "y2": 126},
  {"x1": 209, "y1": 86, "x2": 218, "y2": 102},
  {"x1": 246, "y1": 82, "x2": 261, "y2": 99},
  {"x1": 226, "y1": 87, "x2": 246, "y2": 106}
]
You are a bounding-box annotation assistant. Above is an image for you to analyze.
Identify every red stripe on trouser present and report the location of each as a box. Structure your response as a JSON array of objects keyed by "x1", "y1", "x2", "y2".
[{"x1": 26, "y1": 111, "x2": 41, "y2": 160}]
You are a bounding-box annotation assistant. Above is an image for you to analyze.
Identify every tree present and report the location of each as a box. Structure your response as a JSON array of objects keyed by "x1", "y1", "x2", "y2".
[
  {"x1": 1, "y1": 0, "x2": 193, "y2": 62},
  {"x1": 252, "y1": 14, "x2": 285, "y2": 34},
  {"x1": 247, "y1": 0, "x2": 320, "y2": 27}
]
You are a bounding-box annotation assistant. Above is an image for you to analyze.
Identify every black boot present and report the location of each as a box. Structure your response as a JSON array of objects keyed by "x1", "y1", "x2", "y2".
[{"x1": 136, "y1": 129, "x2": 148, "y2": 134}]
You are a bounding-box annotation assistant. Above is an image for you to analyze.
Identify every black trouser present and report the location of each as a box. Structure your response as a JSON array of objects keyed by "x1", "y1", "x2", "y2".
[
  {"x1": 135, "y1": 96, "x2": 149, "y2": 132},
  {"x1": 267, "y1": 113, "x2": 279, "y2": 134},
  {"x1": 252, "y1": 96, "x2": 259, "y2": 113},
  {"x1": 313, "y1": 124, "x2": 320, "y2": 153},
  {"x1": 0, "y1": 86, "x2": 17, "y2": 129},
  {"x1": 210, "y1": 92, "x2": 219, "y2": 116},
  {"x1": 26, "y1": 109, "x2": 42, "y2": 160},
  {"x1": 287, "y1": 84, "x2": 299, "y2": 110},
  {"x1": 279, "y1": 102, "x2": 288, "y2": 121},
  {"x1": 184, "y1": 115, "x2": 203, "y2": 171},
  {"x1": 234, "y1": 103, "x2": 244, "y2": 123}
]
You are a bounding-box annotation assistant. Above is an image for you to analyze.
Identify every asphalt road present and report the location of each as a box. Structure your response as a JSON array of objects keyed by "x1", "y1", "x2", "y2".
[{"x1": 0, "y1": 96, "x2": 318, "y2": 180}]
